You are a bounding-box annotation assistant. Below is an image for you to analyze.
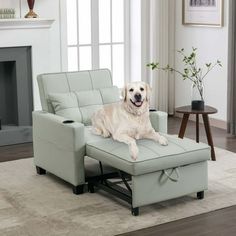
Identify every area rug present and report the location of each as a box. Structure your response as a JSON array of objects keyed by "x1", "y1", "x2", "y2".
[{"x1": 0, "y1": 148, "x2": 236, "y2": 236}]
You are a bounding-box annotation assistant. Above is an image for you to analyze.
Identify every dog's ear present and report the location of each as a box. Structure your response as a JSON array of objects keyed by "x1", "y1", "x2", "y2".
[
  {"x1": 146, "y1": 83, "x2": 152, "y2": 102},
  {"x1": 122, "y1": 85, "x2": 127, "y2": 101}
]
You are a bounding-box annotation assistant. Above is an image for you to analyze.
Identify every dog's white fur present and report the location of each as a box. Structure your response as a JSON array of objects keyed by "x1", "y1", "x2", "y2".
[{"x1": 91, "y1": 81, "x2": 168, "y2": 160}]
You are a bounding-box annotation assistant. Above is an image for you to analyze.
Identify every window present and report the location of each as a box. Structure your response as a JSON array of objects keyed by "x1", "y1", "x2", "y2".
[{"x1": 66, "y1": 0, "x2": 129, "y2": 87}]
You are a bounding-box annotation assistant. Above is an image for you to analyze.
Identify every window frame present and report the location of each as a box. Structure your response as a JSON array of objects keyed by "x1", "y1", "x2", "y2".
[{"x1": 60, "y1": 0, "x2": 130, "y2": 86}]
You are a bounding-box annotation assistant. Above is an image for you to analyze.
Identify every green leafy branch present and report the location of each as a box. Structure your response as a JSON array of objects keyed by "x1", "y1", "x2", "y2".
[{"x1": 147, "y1": 47, "x2": 222, "y2": 101}]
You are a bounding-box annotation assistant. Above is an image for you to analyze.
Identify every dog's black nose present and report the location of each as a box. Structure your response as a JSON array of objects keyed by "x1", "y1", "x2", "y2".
[{"x1": 134, "y1": 93, "x2": 142, "y2": 101}]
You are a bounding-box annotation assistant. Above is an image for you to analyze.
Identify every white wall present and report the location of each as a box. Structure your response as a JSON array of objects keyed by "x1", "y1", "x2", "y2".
[
  {"x1": 0, "y1": 0, "x2": 62, "y2": 110},
  {"x1": 175, "y1": 0, "x2": 229, "y2": 121}
]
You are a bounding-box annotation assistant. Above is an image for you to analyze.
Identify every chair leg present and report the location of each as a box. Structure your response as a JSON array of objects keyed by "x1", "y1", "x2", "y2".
[
  {"x1": 131, "y1": 207, "x2": 139, "y2": 216},
  {"x1": 88, "y1": 183, "x2": 95, "y2": 193},
  {"x1": 36, "y1": 166, "x2": 46, "y2": 175},
  {"x1": 72, "y1": 184, "x2": 84, "y2": 195},
  {"x1": 197, "y1": 191, "x2": 204, "y2": 200}
]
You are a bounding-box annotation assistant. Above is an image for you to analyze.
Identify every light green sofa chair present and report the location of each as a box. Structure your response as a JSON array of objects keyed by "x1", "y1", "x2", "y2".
[{"x1": 33, "y1": 69, "x2": 210, "y2": 216}]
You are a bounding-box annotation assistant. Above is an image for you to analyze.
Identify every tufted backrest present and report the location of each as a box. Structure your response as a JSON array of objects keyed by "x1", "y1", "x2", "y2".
[{"x1": 37, "y1": 69, "x2": 120, "y2": 125}]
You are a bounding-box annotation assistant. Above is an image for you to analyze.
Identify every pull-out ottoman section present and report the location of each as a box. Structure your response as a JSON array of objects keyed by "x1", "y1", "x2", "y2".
[{"x1": 86, "y1": 134, "x2": 211, "y2": 216}]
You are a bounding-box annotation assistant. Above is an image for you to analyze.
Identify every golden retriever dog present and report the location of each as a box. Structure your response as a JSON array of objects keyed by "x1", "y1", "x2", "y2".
[{"x1": 91, "y1": 82, "x2": 168, "y2": 160}]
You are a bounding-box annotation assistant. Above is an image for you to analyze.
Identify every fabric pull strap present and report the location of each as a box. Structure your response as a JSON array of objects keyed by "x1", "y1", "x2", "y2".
[{"x1": 162, "y1": 167, "x2": 179, "y2": 182}]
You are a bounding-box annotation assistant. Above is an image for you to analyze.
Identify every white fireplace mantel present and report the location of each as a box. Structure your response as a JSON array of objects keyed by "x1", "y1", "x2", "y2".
[
  {"x1": 0, "y1": 18, "x2": 55, "y2": 30},
  {"x1": 0, "y1": 17, "x2": 58, "y2": 110}
]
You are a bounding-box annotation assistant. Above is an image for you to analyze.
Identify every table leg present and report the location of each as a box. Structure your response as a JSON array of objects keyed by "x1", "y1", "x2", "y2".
[
  {"x1": 202, "y1": 114, "x2": 216, "y2": 161},
  {"x1": 178, "y1": 114, "x2": 190, "y2": 139},
  {"x1": 196, "y1": 114, "x2": 199, "y2": 143}
]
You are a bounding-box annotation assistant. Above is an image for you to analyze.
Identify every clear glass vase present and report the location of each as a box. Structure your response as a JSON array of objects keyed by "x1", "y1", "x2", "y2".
[{"x1": 191, "y1": 81, "x2": 204, "y2": 110}]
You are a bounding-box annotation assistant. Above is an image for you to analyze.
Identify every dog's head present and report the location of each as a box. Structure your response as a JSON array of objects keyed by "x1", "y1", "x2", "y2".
[{"x1": 122, "y1": 82, "x2": 151, "y2": 109}]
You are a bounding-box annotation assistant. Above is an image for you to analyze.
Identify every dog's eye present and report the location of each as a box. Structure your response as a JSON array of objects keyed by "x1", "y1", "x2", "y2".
[
  {"x1": 140, "y1": 87, "x2": 144, "y2": 91},
  {"x1": 129, "y1": 88, "x2": 134, "y2": 92}
]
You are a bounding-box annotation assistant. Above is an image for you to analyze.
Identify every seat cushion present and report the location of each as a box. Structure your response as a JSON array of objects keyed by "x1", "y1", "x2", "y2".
[{"x1": 85, "y1": 129, "x2": 211, "y2": 175}]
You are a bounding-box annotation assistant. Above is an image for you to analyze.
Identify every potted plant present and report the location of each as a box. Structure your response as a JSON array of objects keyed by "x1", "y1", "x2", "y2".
[{"x1": 147, "y1": 47, "x2": 222, "y2": 110}]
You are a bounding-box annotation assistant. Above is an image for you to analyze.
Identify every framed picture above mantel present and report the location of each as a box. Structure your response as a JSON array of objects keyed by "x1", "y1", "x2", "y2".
[{"x1": 182, "y1": 0, "x2": 223, "y2": 27}]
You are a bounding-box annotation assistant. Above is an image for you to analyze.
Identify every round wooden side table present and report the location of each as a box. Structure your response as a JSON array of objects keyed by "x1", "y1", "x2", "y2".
[{"x1": 175, "y1": 105, "x2": 217, "y2": 161}]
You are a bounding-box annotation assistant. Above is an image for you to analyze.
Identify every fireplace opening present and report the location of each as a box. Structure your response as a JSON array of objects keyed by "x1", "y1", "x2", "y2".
[
  {"x1": 0, "y1": 61, "x2": 18, "y2": 126},
  {"x1": 0, "y1": 47, "x2": 33, "y2": 146}
]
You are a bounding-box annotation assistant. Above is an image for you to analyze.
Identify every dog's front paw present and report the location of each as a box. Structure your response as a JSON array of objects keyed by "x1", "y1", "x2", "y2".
[
  {"x1": 159, "y1": 136, "x2": 168, "y2": 146},
  {"x1": 92, "y1": 127, "x2": 102, "y2": 136},
  {"x1": 102, "y1": 130, "x2": 111, "y2": 138},
  {"x1": 129, "y1": 144, "x2": 139, "y2": 160}
]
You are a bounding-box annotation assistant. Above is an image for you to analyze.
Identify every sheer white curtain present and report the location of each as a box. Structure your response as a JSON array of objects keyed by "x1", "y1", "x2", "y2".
[
  {"x1": 227, "y1": 0, "x2": 236, "y2": 135},
  {"x1": 141, "y1": 0, "x2": 175, "y2": 114}
]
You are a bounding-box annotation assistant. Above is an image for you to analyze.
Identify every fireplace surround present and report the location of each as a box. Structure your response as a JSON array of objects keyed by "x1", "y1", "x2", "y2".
[{"x1": 0, "y1": 46, "x2": 33, "y2": 146}]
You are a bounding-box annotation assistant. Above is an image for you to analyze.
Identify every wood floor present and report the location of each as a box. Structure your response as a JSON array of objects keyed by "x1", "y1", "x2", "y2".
[
  {"x1": 0, "y1": 116, "x2": 236, "y2": 236},
  {"x1": 119, "y1": 206, "x2": 236, "y2": 236},
  {"x1": 0, "y1": 142, "x2": 33, "y2": 162}
]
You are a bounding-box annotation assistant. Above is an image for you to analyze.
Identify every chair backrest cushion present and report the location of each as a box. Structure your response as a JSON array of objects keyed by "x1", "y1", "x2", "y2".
[
  {"x1": 38, "y1": 69, "x2": 120, "y2": 125},
  {"x1": 48, "y1": 92, "x2": 82, "y2": 122},
  {"x1": 38, "y1": 69, "x2": 113, "y2": 113},
  {"x1": 75, "y1": 90, "x2": 103, "y2": 125}
]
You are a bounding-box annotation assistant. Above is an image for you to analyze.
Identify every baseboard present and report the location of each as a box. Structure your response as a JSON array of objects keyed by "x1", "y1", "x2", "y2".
[{"x1": 174, "y1": 113, "x2": 227, "y2": 130}]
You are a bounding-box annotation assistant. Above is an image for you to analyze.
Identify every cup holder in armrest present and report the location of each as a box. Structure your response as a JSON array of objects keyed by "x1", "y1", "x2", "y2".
[{"x1": 62, "y1": 120, "x2": 74, "y2": 124}]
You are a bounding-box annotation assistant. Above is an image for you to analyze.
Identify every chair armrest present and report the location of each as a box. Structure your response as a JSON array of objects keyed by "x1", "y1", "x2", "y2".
[
  {"x1": 33, "y1": 111, "x2": 86, "y2": 186},
  {"x1": 149, "y1": 111, "x2": 168, "y2": 133},
  {"x1": 33, "y1": 111, "x2": 85, "y2": 152}
]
